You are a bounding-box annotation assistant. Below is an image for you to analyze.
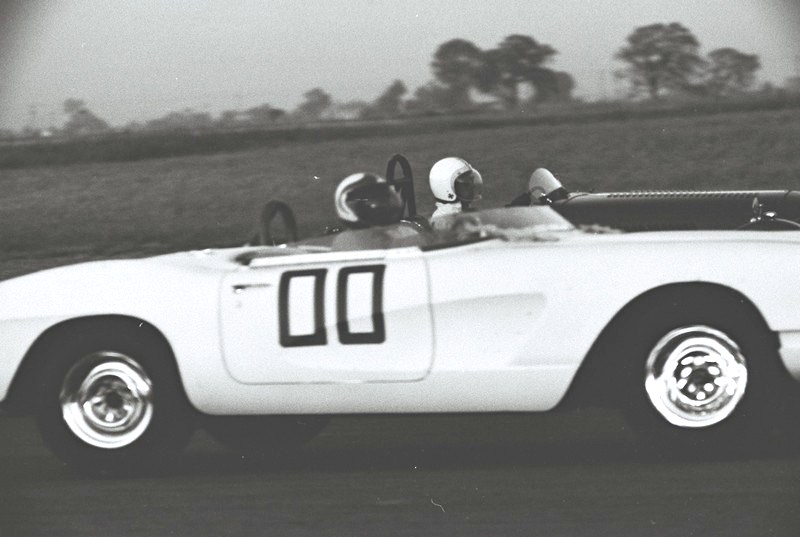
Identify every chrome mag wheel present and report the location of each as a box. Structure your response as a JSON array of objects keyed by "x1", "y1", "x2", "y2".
[
  {"x1": 60, "y1": 351, "x2": 154, "y2": 449},
  {"x1": 644, "y1": 325, "x2": 748, "y2": 428}
]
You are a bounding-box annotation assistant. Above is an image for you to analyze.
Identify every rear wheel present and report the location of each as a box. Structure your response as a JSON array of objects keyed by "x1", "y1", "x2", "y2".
[
  {"x1": 643, "y1": 325, "x2": 748, "y2": 429},
  {"x1": 35, "y1": 322, "x2": 195, "y2": 476},
  {"x1": 618, "y1": 295, "x2": 789, "y2": 452}
]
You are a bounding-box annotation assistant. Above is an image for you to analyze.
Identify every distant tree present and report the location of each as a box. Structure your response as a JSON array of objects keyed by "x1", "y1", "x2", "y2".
[
  {"x1": 531, "y1": 70, "x2": 575, "y2": 102},
  {"x1": 270, "y1": 108, "x2": 286, "y2": 122},
  {"x1": 362, "y1": 79, "x2": 408, "y2": 118},
  {"x1": 431, "y1": 39, "x2": 484, "y2": 109},
  {"x1": 553, "y1": 71, "x2": 576, "y2": 101},
  {"x1": 218, "y1": 110, "x2": 242, "y2": 128},
  {"x1": 20, "y1": 126, "x2": 41, "y2": 138},
  {"x1": 705, "y1": 48, "x2": 760, "y2": 96},
  {"x1": 476, "y1": 35, "x2": 557, "y2": 108},
  {"x1": 616, "y1": 23, "x2": 705, "y2": 99},
  {"x1": 63, "y1": 98, "x2": 87, "y2": 116},
  {"x1": 759, "y1": 81, "x2": 779, "y2": 96},
  {"x1": 122, "y1": 121, "x2": 145, "y2": 132},
  {"x1": 404, "y1": 82, "x2": 458, "y2": 113},
  {"x1": 295, "y1": 88, "x2": 332, "y2": 120},
  {"x1": 245, "y1": 104, "x2": 286, "y2": 125},
  {"x1": 325, "y1": 101, "x2": 368, "y2": 120},
  {"x1": 785, "y1": 77, "x2": 800, "y2": 94},
  {"x1": 145, "y1": 109, "x2": 213, "y2": 131},
  {"x1": 475, "y1": 49, "x2": 506, "y2": 102},
  {"x1": 62, "y1": 99, "x2": 109, "y2": 136}
]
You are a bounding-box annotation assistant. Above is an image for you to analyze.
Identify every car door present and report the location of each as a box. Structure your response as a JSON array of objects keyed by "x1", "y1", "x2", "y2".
[{"x1": 220, "y1": 247, "x2": 433, "y2": 384}]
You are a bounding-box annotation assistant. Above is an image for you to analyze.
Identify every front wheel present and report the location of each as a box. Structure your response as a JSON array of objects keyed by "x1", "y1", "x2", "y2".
[
  {"x1": 35, "y1": 323, "x2": 195, "y2": 476},
  {"x1": 59, "y1": 351, "x2": 156, "y2": 450}
]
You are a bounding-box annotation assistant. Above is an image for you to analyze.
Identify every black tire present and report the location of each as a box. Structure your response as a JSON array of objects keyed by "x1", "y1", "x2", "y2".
[
  {"x1": 34, "y1": 321, "x2": 195, "y2": 476},
  {"x1": 617, "y1": 294, "x2": 791, "y2": 453},
  {"x1": 203, "y1": 415, "x2": 328, "y2": 457}
]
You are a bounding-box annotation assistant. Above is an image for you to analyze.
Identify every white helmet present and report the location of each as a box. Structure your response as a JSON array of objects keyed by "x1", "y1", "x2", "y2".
[
  {"x1": 429, "y1": 157, "x2": 483, "y2": 204},
  {"x1": 334, "y1": 172, "x2": 403, "y2": 227},
  {"x1": 527, "y1": 168, "x2": 568, "y2": 204}
]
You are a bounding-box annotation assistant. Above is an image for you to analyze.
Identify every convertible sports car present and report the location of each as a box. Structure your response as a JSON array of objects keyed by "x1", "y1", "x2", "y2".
[{"x1": 1, "y1": 202, "x2": 800, "y2": 475}]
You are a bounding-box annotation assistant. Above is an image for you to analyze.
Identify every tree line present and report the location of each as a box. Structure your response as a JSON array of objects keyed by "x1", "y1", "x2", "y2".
[
  {"x1": 10, "y1": 22, "x2": 784, "y2": 139},
  {"x1": 617, "y1": 23, "x2": 761, "y2": 99}
]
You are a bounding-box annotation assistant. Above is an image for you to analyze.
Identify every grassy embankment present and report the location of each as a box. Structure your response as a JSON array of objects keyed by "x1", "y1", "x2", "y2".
[{"x1": 0, "y1": 106, "x2": 797, "y2": 278}]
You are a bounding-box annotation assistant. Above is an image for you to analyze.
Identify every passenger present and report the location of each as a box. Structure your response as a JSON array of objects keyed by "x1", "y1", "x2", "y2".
[
  {"x1": 507, "y1": 168, "x2": 569, "y2": 207},
  {"x1": 428, "y1": 157, "x2": 483, "y2": 230}
]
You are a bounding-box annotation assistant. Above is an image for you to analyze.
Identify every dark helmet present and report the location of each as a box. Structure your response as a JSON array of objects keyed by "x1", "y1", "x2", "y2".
[{"x1": 334, "y1": 172, "x2": 403, "y2": 227}]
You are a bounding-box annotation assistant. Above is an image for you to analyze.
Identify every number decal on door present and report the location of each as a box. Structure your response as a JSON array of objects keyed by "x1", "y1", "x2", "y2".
[
  {"x1": 336, "y1": 265, "x2": 386, "y2": 344},
  {"x1": 278, "y1": 265, "x2": 386, "y2": 348},
  {"x1": 278, "y1": 269, "x2": 327, "y2": 347}
]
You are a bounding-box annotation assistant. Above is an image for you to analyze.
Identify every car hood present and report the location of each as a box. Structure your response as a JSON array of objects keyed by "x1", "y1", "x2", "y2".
[{"x1": 564, "y1": 228, "x2": 800, "y2": 247}]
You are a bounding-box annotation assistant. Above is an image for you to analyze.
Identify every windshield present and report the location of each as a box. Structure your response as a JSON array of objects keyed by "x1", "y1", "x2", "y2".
[
  {"x1": 439, "y1": 206, "x2": 574, "y2": 232},
  {"x1": 286, "y1": 206, "x2": 576, "y2": 253}
]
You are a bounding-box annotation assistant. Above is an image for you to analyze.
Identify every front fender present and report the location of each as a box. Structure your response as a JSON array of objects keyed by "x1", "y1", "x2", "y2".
[{"x1": 0, "y1": 255, "x2": 229, "y2": 409}]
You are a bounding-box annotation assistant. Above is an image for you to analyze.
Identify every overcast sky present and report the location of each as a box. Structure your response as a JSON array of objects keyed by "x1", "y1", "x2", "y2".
[{"x1": 1, "y1": 0, "x2": 799, "y2": 130}]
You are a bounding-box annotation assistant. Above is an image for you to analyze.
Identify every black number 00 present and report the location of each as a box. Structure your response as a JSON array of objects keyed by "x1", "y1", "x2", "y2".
[{"x1": 278, "y1": 265, "x2": 386, "y2": 347}]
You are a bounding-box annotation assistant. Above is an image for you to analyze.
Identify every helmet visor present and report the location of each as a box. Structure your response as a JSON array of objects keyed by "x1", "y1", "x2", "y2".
[
  {"x1": 454, "y1": 170, "x2": 483, "y2": 202},
  {"x1": 347, "y1": 183, "x2": 403, "y2": 226}
]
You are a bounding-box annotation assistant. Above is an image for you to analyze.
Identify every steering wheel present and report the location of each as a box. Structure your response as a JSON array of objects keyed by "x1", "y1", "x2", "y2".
[
  {"x1": 252, "y1": 200, "x2": 298, "y2": 245},
  {"x1": 386, "y1": 154, "x2": 417, "y2": 219}
]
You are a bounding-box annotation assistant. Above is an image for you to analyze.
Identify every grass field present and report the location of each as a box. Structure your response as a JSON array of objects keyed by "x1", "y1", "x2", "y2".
[{"x1": 0, "y1": 107, "x2": 798, "y2": 279}]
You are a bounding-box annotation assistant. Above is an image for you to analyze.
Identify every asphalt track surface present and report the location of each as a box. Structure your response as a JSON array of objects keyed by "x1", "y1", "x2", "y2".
[{"x1": 2, "y1": 411, "x2": 799, "y2": 537}]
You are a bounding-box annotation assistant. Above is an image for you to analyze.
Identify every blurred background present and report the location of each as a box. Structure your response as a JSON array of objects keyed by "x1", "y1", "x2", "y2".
[
  {"x1": 2, "y1": 5, "x2": 800, "y2": 535},
  {"x1": 0, "y1": 0, "x2": 799, "y2": 277}
]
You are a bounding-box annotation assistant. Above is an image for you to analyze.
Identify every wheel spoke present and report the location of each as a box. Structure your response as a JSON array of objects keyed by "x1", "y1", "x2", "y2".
[
  {"x1": 60, "y1": 352, "x2": 154, "y2": 449},
  {"x1": 645, "y1": 325, "x2": 747, "y2": 428}
]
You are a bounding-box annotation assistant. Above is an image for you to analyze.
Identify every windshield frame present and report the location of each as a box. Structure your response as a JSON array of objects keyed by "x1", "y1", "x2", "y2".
[{"x1": 241, "y1": 205, "x2": 577, "y2": 262}]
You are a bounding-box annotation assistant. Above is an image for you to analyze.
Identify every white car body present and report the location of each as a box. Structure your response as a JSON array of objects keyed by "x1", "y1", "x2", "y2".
[{"x1": 1, "y1": 207, "x2": 800, "y2": 418}]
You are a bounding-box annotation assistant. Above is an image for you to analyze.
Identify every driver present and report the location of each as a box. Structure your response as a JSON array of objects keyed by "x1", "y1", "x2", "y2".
[
  {"x1": 331, "y1": 172, "x2": 411, "y2": 251},
  {"x1": 335, "y1": 172, "x2": 403, "y2": 229},
  {"x1": 428, "y1": 157, "x2": 483, "y2": 229}
]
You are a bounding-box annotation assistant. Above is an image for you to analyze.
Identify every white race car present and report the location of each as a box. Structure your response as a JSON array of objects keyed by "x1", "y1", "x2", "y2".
[{"x1": 1, "y1": 206, "x2": 799, "y2": 475}]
